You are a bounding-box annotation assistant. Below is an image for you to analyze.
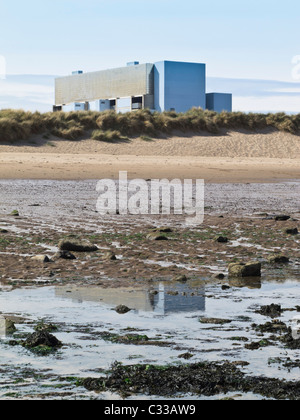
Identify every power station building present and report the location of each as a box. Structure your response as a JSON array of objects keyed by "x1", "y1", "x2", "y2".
[{"x1": 54, "y1": 60, "x2": 232, "y2": 113}]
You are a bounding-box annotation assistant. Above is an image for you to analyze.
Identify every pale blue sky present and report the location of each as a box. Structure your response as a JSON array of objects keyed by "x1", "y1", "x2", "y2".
[{"x1": 0, "y1": 0, "x2": 299, "y2": 81}]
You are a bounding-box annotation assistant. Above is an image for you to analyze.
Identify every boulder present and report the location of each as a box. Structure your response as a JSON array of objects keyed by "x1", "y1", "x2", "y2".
[
  {"x1": 23, "y1": 331, "x2": 62, "y2": 349},
  {"x1": 115, "y1": 305, "x2": 131, "y2": 314},
  {"x1": 58, "y1": 239, "x2": 98, "y2": 252},
  {"x1": 286, "y1": 228, "x2": 298, "y2": 235},
  {"x1": 228, "y1": 261, "x2": 261, "y2": 278},
  {"x1": 146, "y1": 232, "x2": 168, "y2": 241},
  {"x1": 275, "y1": 215, "x2": 290, "y2": 221},
  {"x1": 268, "y1": 254, "x2": 289, "y2": 264}
]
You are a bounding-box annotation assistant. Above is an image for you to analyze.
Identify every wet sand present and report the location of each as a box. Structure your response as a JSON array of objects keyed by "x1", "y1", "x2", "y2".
[
  {"x1": 0, "y1": 180, "x2": 299, "y2": 287},
  {"x1": 0, "y1": 131, "x2": 300, "y2": 400},
  {"x1": 0, "y1": 180, "x2": 299, "y2": 400}
]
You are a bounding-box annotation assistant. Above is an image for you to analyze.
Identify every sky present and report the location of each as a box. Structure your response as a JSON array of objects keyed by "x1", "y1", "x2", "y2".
[{"x1": 0, "y1": 0, "x2": 300, "y2": 112}]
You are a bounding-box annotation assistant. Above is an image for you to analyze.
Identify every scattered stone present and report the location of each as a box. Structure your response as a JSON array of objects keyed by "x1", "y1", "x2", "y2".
[
  {"x1": 228, "y1": 261, "x2": 261, "y2": 278},
  {"x1": 10, "y1": 210, "x2": 19, "y2": 217},
  {"x1": 22, "y1": 330, "x2": 62, "y2": 349},
  {"x1": 31, "y1": 255, "x2": 51, "y2": 263},
  {"x1": 58, "y1": 239, "x2": 98, "y2": 252},
  {"x1": 146, "y1": 232, "x2": 168, "y2": 241},
  {"x1": 245, "y1": 342, "x2": 261, "y2": 350},
  {"x1": 216, "y1": 236, "x2": 228, "y2": 243},
  {"x1": 102, "y1": 251, "x2": 117, "y2": 261},
  {"x1": 256, "y1": 304, "x2": 283, "y2": 318},
  {"x1": 34, "y1": 321, "x2": 58, "y2": 332},
  {"x1": 221, "y1": 284, "x2": 230, "y2": 290},
  {"x1": 286, "y1": 228, "x2": 298, "y2": 235},
  {"x1": 55, "y1": 250, "x2": 76, "y2": 260},
  {"x1": 199, "y1": 317, "x2": 232, "y2": 325},
  {"x1": 115, "y1": 305, "x2": 131, "y2": 314},
  {"x1": 172, "y1": 274, "x2": 188, "y2": 282},
  {"x1": 167, "y1": 291, "x2": 179, "y2": 296},
  {"x1": 215, "y1": 273, "x2": 225, "y2": 280},
  {"x1": 275, "y1": 215, "x2": 290, "y2": 221},
  {"x1": 229, "y1": 336, "x2": 249, "y2": 342},
  {"x1": 252, "y1": 320, "x2": 288, "y2": 334},
  {"x1": 268, "y1": 254, "x2": 289, "y2": 264},
  {"x1": 232, "y1": 361, "x2": 250, "y2": 367},
  {"x1": 178, "y1": 352, "x2": 194, "y2": 360}
]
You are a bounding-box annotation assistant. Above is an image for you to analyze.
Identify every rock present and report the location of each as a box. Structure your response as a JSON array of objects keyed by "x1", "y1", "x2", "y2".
[
  {"x1": 55, "y1": 250, "x2": 76, "y2": 260},
  {"x1": 268, "y1": 254, "x2": 289, "y2": 264},
  {"x1": 102, "y1": 251, "x2": 117, "y2": 261},
  {"x1": 199, "y1": 317, "x2": 232, "y2": 325},
  {"x1": 115, "y1": 305, "x2": 131, "y2": 314},
  {"x1": 256, "y1": 304, "x2": 283, "y2": 318},
  {"x1": 58, "y1": 239, "x2": 98, "y2": 252},
  {"x1": 146, "y1": 232, "x2": 168, "y2": 241},
  {"x1": 34, "y1": 321, "x2": 58, "y2": 332},
  {"x1": 10, "y1": 210, "x2": 19, "y2": 217},
  {"x1": 216, "y1": 236, "x2": 228, "y2": 243},
  {"x1": 275, "y1": 215, "x2": 290, "y2": 221},
  {"x1": 178, "y1": 352, "x2": 194, "y2": 360},
  {"x1": 214, "y1": 273, "x2": 226, "y2": 280},
  {"x1": 286, "y1": 228, "x2": 298, "y2": 235},
  {"x1": 31, "y1": 255, "x2": 51, "y2": 263},
  {"x1": 228, "y1": 261, "x2": 261, "y2": 278},
  {"x1": 245, "y1": 342, "x2": 261, "y2": 350},
  {"x1": 156, "y1": 227, "x2": 173, "y2": 233},
  {"x1": 23, "y1": 330, "x2": 62, "y2": 349},
  {"x1": 173, "y1": 274, "x2": 188, "y2": 282}
]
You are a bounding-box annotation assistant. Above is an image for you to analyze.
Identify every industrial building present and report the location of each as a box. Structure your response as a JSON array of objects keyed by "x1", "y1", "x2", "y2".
[{"x1": 54, "y1": 60, "x2": 232, "y2": 113}]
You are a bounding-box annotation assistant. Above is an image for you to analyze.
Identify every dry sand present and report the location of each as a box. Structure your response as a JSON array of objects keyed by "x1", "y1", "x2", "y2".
[{"x1": 0, "y1": 129, "x2": 299, "y2": 182}]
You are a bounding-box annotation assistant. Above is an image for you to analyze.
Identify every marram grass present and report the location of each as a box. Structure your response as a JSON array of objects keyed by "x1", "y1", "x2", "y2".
[{"x1": 0, "y1": 108, "x2": 299, "y2": 143}]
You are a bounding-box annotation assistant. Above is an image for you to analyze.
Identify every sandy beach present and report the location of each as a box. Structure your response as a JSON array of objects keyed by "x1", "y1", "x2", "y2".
[{"x1": 0, "y1": 129, "x2": 299, "y2": 182}]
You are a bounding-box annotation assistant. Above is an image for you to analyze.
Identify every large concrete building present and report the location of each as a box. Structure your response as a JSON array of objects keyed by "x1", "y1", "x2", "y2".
[{"x1": 54, "y1": 60, "x2": 232, "y2": 113}]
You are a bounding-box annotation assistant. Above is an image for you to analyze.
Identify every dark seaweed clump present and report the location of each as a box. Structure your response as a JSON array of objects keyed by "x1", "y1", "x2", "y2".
[{"x1": 82, "y1": 361, "x2": 300, "y2": 400}]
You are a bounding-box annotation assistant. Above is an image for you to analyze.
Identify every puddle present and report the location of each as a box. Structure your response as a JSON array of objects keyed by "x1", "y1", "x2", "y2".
[{"x1": 0, "y1": 275, "x2": 300, "y2": 399}]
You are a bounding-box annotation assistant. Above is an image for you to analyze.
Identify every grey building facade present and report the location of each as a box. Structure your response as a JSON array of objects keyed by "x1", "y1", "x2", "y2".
[{"x1": 54, "y1": 60, "x2": 232, "y2": 113}]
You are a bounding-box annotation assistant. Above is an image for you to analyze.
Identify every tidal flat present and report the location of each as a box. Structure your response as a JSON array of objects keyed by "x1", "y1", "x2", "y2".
[{"x1": 0, "y1": 180, "x2": 299, "y2": 400}]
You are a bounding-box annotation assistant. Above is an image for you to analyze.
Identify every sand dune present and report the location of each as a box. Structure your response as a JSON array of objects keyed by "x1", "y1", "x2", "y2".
[{"x1": 0, "y1": 130, "x2": 299, "y2": 182}]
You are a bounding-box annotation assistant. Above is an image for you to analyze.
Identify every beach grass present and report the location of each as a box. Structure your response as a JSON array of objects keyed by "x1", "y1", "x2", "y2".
[{"x1": 0, "y1": 108, "x2": 299, "y2": 143}]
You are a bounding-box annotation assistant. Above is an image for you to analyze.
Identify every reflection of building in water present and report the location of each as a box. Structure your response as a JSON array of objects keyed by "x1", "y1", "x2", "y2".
[
  {"x1": 55, "y1": 286, "x2": 154, "y2": 312},
  {"x1": 153, "y1": 283, "x2": 205, "y2": 315},
  {"x1": 55, "y1": 282, "x2": 205, "y2": 315}
]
